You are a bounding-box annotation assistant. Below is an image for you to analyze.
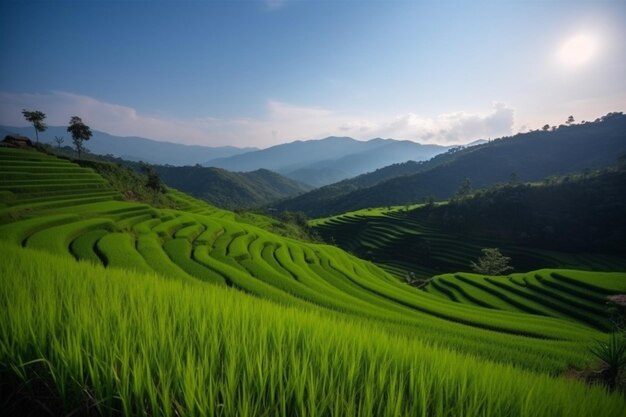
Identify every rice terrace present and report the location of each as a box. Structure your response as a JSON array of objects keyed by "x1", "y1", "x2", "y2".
[{"x1": 1, "y1": 1, "x2": 626, "y2": 417}]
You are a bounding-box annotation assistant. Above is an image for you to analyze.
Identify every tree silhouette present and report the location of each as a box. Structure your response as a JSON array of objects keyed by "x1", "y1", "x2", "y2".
[
  {"x1": 54, "y1": 136, "x2": 64, "y2": 149},
  {"x1": 566, "y1": 115, "x2": 575, "y2": 125},
  {"x1": 21, "y1": 109, "x2": 47, "y2": 143},
  {"x1": 67, "y1": 116, "x2": 93, "y2": 159},
  {"x1": 542, "y1": 124, "x2": 550, "y2": 131}
]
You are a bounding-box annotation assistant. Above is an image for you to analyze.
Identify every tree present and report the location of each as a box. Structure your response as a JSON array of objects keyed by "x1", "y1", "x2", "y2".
[
  {"x1": 470, "y1": 248, "x2": 513, "y2": 275},
  {"x1": 566, "y1": 115, "x2": 575, "y2": 125},
  {"x1": 542, "y1": 124, "x2": 550, "y2": 131},
  {"x1": 22, "y1": 109, "x2": 47, "y2": 143},
  {"x1": 454, "y1": 177, "x2": 472, "y2": 200},
  {"x1": 54, "y1": 136, "x2": 64, "y2": 149},
  {"x1": 140, "y1": 163, "x2": 165, "y2": 193},
  {"x1": 67, "y1": 116, "x2": 93, "y2": 159}
]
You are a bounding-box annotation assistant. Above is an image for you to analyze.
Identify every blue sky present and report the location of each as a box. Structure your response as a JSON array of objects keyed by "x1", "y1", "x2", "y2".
[{"x1": 1, "y1": 0, "x2": 625, "y2": 147}]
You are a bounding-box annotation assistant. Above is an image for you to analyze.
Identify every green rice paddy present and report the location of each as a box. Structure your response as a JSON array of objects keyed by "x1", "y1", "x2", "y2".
[
  {"x1": 1, "y1": 147, "x2": 625, "y2": 416},
  {"x1": 312, "y1": 207, "x2": 626, "y2": 281}
]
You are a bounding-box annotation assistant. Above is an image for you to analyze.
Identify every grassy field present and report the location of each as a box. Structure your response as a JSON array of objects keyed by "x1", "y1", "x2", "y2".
[{"x1": 1, "y1": 147, "x2": 626, "y2": 416}]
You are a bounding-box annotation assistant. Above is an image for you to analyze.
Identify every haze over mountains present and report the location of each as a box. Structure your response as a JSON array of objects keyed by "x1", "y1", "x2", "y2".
[
  {"x1": 0, "y1": 125, "x2": 256, "y2": 166},
  {"x1": 203, "y1": 137, "x2": 449, "y2": 186},
  {"x1": 2, "y1": 125, "x2": 455, "y2": 187}
]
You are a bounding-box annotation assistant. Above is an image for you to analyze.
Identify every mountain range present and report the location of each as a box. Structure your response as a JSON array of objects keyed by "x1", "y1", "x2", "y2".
[
  {"x1": 2, "y1": 126, "x2": 454, "y2": 186},
  {"x1": 0, "y1": 125, "x2": 256, "y2": 166},
  {"x1": 204, "y1": 137, "x2": 449, "y2": 186},
  {"x1": 273, "y1": 112, "x2": 626, "y2": 216}
]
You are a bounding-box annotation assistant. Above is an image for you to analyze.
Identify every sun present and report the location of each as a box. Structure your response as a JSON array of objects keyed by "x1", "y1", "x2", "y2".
[{"x1": 558, "y1": 33, "x2": 597, "y2": 68}]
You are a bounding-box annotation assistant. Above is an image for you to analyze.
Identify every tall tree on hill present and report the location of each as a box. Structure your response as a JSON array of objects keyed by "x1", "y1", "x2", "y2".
[
  {"x1": 21, "y1": 109, "x2": 47, "y2": 143},
  {"x1": 67, "y1": 116, "x2": 93, "y2": 159},
  {"x1": 566, "y1": 115, "x2": 575, "y2": 125},
  {"x1": 54, "y1": 136, "x2": 64, "y2": 149}
]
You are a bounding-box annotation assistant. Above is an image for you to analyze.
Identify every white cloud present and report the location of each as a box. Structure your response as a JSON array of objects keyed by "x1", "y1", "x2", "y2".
[
  {"x1": 352, "y1": 102, "x2": 515, "y2": 143},
  {"x1": 0, "y1": 90, "x2": 515, "y2": 147}
]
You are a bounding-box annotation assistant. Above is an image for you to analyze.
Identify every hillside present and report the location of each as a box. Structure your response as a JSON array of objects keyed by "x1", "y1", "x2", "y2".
[
  {"x1": 0, "y1": 125, "x2": 256, "y2": 165},
  {"x1": 425, "y1": 270, "x2": 626, "y2": 331},
  {"x1": 311, "y1": 168, "x2": 626, "y2": 281},
  {"x1": 409, "y1": 166, "x2": 626, "y2": 255},
  {"x1": 205, "y1": 136, "x2": 447, "y2": 186},
  {"x1": 275, "y1": 112, "x2": 626, "y2": 216},
  {"x1": 2, "y1": 146, "x2": 626, "y2": 416},
  {"x1": 31, "y1": 147, "x2": 312, "y2": 211},
  {"x1": 154, "y1": 165, "x2": 313, "y2": 209}
]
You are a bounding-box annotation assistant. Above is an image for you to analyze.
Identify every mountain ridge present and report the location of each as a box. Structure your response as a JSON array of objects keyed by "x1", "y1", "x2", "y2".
[
  {"x1": 273, "y1": 112, "x2": 626, "y2": 216},
  {"x1": 204, "y1": 136, "x2": 450, "y2": 186},
  {"x1": 153, "y1": 164, "x2": 313, "y2": 210}
]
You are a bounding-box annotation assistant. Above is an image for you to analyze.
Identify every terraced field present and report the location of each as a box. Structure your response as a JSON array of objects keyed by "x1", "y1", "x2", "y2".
[
  {"x1": 2, "y1": 147, "x2": 626, "y2": 416},
  {"x1": 312, "y1": 209, "x2": 626, "y2": 280},
  {"x1": 426, "y1": 270, "x2": 625, "y2": 331}
]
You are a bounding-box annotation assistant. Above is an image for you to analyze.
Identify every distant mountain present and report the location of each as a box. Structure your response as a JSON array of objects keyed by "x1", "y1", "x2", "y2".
[
  {"x1": 204, "y1": 136, "x2": 448, "y2": 186},
  {"x1": 285, "y1": 140, "x2": 447, "y2": 187},
  {"x1": 273, "y1": 112, "x2": 626, "y2": 217},
  {"x1": 153, "y1": 165, "x2": 313, "y2": 210},
  {"x1": 466, "y1": 139, "x2": 488, "y2": 147},
  {"x1": 0, "y1": 125, "x2": 256, "y2": 166}
]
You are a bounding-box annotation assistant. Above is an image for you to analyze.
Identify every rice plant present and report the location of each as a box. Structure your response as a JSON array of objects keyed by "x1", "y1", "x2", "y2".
[{"x1": 2, "y1": 242, "x2": 625, "y2": 417}]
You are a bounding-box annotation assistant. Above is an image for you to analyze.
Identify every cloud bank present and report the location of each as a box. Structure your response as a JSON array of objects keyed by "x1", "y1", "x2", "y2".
[{"x1": 0, "y1": 91, "x2": 514, "y2": 147}]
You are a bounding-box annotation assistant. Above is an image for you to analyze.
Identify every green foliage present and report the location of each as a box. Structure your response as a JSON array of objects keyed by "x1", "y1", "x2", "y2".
[
  {"x1": 75, "y1": 159, "x2": 177, "y2": 208},
  {"x1": 67, "y1": 116, "x2": 93, "y2": 159},
  {"x1": 589, "y1": 333, "x2": 626, "y2": 390},
  {"x1": 140, "y1": 162, "x2": 166, "y2": 193},
  {"x1": 21, "y1": 109, "x2": 47, "y2": 142},
  {"x1": 454, "y1": 177, "x2": 472, "y2": 200},
  {"x1": 470, "y1": 248, "x2": 513, "y2": 276},
  {"x1": 413, "y1": 166, "x2": 626, "y2": 255}
]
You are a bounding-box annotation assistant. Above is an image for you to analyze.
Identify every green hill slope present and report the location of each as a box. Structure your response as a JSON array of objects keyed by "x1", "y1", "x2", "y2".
[
  {"x1": 313, "y1": 208, "x2": 626, "y2": 280},
  {"x1": 2, "y1": 147, "x2": 626, "y2": 416},
  {"x1": 154, "y1": 165, "x2": 312, "y2": 209},
  {"x1": 311, "y1": 168, "x2": 626, "y2": 281}
]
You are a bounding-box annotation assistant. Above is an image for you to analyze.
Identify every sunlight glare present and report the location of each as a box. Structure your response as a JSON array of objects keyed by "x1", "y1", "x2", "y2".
[{"x1": 558, "y1": 33, "x2": 597, "y2": 68}]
